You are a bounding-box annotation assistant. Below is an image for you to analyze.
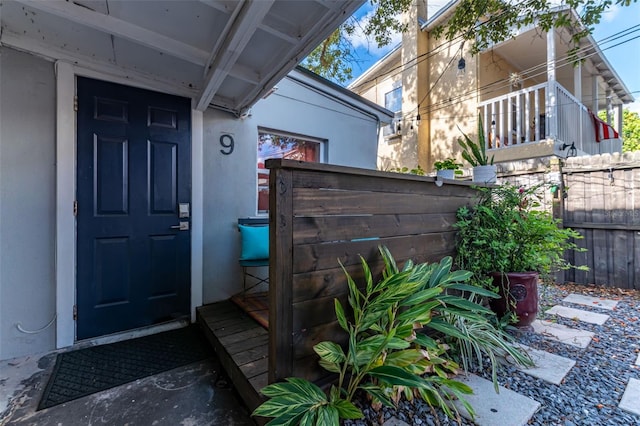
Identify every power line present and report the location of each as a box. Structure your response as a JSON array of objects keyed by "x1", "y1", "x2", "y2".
[
  {"x1": 351, "y1": 7, "x2": 639, "y2": 105},
  {"x1": 415, "y1": 29, "x2": 640, "y2": 118}
]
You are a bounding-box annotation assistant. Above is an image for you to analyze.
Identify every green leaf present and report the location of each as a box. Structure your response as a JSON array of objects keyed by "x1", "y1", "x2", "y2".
[
  {"x1": 334, "y1": 299, "x2": 349, "y2": 331},
  {"x1": 396, "y1": 300, "x2": 440, "y2": 323},
  {"x1": 447, "y1": 283, "x2": 500, "y2": 298},
  {"x1": 259, "y1": 377, "x2": 327, "y2": 402},
  {"x1": 368, "y1": 365, "x2": 429, "y2": 389},
  {"x1": 426, "y1": 318, "x2": 468, "y2": 340},
  {"x1": 318, "y1": 359, "x2": 342, "y2": 373},
  {"x1": 385, "y1": 349, "x2": 426, "y2": 367},
  {"x1": 333, "y1": 399, "x2": 363, "y2": 419},
  {"x1": 401, "y1": 287, "x2": 443, "y2": 306},
  {"x1": 359, "y1": 384, "x2": 395, "y2": 408},
  {"x1": 413, "y1": 333, "x2": 439, "y2": 349},
  {"x1": 314, "y1": 341, "x2": 346, "y2": 364},
  {"x1": 438, "y1": 295, "x2": 493, "y2": 314},
  {"x1": 317, "y1": 405, "x2": 339, "y2": 425}
]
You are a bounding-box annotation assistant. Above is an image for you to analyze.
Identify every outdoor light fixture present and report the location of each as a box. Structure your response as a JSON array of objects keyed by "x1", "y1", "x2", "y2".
[
  {"x1": 457, "y1": 57, "x2": 466, "y2": 77},
  {"x1": 561, "y1": 142, "x2": 577, "y2": 158},
  {"x1": 416, "y1": 113, "x2": 421, "y2": 126}
]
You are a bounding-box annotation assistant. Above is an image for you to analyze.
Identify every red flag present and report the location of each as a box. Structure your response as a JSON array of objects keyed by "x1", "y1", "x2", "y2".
[{"x1": 589, "y1": 110, "x2": 619, "y2": 142}]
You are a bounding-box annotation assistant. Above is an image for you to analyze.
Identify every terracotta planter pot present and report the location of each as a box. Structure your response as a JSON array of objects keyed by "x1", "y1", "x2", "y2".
[{"x1": 488, "y1": 272, "x2": 539, "y2": 328}]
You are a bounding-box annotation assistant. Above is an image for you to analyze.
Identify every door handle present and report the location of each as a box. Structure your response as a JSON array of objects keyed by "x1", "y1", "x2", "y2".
[{"x1": 170, "y1": 221, "x2": 189, "y2": 231}]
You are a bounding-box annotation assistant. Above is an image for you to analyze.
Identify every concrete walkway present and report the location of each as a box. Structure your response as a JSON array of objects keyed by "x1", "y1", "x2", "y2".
[{"x1": 0, "y1": 345, "x2": 253, "y2": 425}]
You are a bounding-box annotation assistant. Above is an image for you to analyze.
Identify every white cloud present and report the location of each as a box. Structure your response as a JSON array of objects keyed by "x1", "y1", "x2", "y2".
[
  {"x1": 601, "y1": 4, "x2": 621, "y2": 23},
  {"x1": 346, "y1": 10, "x2": 403, "y2": 56},
  {"x1": 626, "y1": 100, "x2": 640, "y2": 114}
]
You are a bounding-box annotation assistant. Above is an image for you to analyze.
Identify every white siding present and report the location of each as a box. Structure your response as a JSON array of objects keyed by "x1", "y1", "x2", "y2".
[{"x1": 0, "y1": 48, "x2": 57, "y2": 360}]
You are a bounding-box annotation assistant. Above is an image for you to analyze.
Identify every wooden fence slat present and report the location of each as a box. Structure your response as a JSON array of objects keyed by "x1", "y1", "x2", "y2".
[
  {"x1": 292, "y1": 233, "x2": 456, "y2": 274},
  {"x1": 292, "y1": 213, "x2": 458, "y2": 244},
  {"x1": 291, "y1": 169, "x2": 479, "y2": 197},
  {"x1": 292, "y1": 188, "x2": 472, "y2": 216}
]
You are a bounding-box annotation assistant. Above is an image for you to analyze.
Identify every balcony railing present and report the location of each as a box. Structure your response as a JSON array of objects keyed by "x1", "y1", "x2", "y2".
[{"x1": 478, "y1": 81, "x2": 621, "y2": 156}]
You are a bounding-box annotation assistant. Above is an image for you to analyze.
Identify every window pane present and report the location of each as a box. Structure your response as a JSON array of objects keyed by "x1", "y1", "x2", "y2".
[
  {"x1": 257, "y1": 132, "x2": 322, "y2": 214},
  {"x1": 385, "y1": 87, "x2": 402, "y2": 113}
]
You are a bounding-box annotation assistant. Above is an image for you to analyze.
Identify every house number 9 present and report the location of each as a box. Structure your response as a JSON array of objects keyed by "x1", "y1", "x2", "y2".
[{"x1": 220, "y1": 134, "x2": 234, "y2": 155}]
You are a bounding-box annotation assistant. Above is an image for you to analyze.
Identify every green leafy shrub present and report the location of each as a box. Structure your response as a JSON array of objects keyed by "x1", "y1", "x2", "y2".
[
  {"x1": 253, "y1": 246, "x2": 531, "y2": 425},
  {"x1": 457, "y1": 115, "x2": 494, "y2": 166},
  {"x1": 454, "y1": 183, "x2": 586, "y2": 290}
]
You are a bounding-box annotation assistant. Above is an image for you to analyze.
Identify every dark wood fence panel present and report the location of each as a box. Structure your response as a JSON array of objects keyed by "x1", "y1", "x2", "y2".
[
  {"x1": 267, "y1": 159, "x2": 480, "y2": 384},
  {"x1": 561, "y1": 157, "x2": 640, "y2": 290}
]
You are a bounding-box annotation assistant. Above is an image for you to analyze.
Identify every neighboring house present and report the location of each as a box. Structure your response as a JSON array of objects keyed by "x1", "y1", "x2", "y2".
[
  {"x1": 0, "y1": 0, "x2": 393, "y2": 361},
  {"x1": 349, "y1": 2, "x2": 635, "y2": 172}
]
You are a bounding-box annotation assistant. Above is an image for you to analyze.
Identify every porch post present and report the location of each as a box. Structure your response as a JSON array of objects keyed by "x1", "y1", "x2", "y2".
[
  {"x1": 616, "y1": 104, "x2": 623, "y2": 135},
  {"x1": 574, "y1": 62, "x2": 582, "y2": 100},
  {"x1": 574, "y1": 63, "x2": 582, "y2": 146},
  {"x1": 606, "y1": 90, "x2": 613, "y2": 124},
  {"x1": 592, "y1": 76, "x2": 599, "y2": 113},
  {"x1": 546, "y1": 27, "x2": 557, "y2": 139}
]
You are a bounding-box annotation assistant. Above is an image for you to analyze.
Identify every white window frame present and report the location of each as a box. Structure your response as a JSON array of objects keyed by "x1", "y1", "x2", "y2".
[{"x1": 256, "y1": 129, "x2": 326, "y2": 216}]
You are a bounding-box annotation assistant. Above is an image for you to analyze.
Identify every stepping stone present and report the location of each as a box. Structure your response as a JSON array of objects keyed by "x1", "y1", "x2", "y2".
[
  {"x1": 532, "y1": 320, "x2": 595, "y2": 349},
  {"x1": 563, "y1": 294, "x2": 618, "y2": 310},
  {"x1": 382, "y1": 418, "x2": 409, "y2": 426},
  {"x1": 546, "y1": 305, "x2": 609, "y2": 325},
  {"x1": 506, "y1": 344, "x2": 576, "y2": 385},
  {"x1": 452, "y1": 373, "x2": 540, "y2": 426},
  {"x1": 619, "y1": 378, "x2": 640, "y2": 416}
]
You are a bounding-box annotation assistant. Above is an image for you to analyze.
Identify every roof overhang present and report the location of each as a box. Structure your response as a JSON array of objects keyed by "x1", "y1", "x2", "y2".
[{"x1": 0, "y1": 0, "x2": 364, "y2": 114}]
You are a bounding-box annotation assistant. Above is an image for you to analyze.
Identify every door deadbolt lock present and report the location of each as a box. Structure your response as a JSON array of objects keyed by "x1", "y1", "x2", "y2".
[
  {"x1": 170, "y1": 221, "x2": 189, "y2": 231},
  {"x1": 178, "y1": 203, "x2": 190, "y2": 218}
]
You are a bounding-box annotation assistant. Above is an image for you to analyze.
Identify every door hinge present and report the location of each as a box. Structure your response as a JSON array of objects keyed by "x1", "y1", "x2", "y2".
[
  {"x1": 73, "y1": 305, "x2": 77, "y2": 321},
  {"x1": 74, "y1": 95, "x2": 78, "y2": 112},
  {"x1": 73, "y1": 200, "x2": 78, "y2": 216}
]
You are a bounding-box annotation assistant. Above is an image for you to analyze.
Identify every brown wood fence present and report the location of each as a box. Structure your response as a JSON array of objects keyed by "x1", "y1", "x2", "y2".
[
  {"x1": 496, "y1": 153, "x2": 640, "y2": 290},
  {"x1": 267, "y1": 159, "x2": 478, "y2": 384},
  {"x1": 561, "y1": 160, "x2": 640, "y2": 290}
]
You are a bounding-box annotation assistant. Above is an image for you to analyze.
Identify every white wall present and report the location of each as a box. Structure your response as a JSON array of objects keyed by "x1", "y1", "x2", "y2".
[
  {"x1": 202, "y1": 73, "x2": 380, "y2": 303},
  {"x1": 0, "y1": 48, "x2": 57, "y2": 360},
  {"x1": 0, "y1": 48, "x2": 381, "y2": 360}
]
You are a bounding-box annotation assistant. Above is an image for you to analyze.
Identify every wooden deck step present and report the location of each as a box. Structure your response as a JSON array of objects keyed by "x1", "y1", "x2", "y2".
[{"x1": 196, "y1": 300, "x2": 269, "y2": 414}]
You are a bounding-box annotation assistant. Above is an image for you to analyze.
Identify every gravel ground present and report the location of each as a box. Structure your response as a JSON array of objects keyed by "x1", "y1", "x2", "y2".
[{"x1": 345, "y1": 283, "x2": 640, "y2": 425}]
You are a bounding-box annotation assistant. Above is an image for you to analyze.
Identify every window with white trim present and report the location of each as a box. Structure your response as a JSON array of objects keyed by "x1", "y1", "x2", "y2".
[{"x1": 257, "y1": 130, "x2": 325, "y2": 214}]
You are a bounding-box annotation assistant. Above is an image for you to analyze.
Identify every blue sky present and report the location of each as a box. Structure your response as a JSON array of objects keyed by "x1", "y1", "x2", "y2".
[{"x1": 345, "y1": 1, "x2": 640, "y2": 112}]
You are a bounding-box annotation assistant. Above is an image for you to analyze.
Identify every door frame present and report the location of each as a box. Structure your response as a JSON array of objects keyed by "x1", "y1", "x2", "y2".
[{"x1": 55, "y1": 62, "x2": 203, "y2": 348}]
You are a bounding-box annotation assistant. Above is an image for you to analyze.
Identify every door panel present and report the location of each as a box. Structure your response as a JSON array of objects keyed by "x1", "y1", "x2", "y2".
[{"x1": 77, "y1": 77, "x2": 191, "y2": 340}]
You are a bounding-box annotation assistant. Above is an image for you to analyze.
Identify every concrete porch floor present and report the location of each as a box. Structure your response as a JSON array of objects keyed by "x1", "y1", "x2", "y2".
[{"x1": 0, "y1": 337, "x2": 254, "y2": 425}]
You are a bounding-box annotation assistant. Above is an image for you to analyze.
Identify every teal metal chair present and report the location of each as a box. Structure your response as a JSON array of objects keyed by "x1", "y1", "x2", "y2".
[{"x1": 237, "y1": 217, "x2": 269, "y2": 294}]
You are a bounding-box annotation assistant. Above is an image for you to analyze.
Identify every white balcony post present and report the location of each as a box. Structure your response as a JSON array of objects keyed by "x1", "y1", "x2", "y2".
[
  {"x1": 616, "y1": 104, "x2": 623, "y2": 136},
  {"x1": 546, "y1": 27, "x2": 557, "y2": 139},
  {"x1": 574, "y1": 62, "x2": 582, "y2": 101},
  {"x1": 592, "y1": 75, "x2": 599, "y2": 113}
]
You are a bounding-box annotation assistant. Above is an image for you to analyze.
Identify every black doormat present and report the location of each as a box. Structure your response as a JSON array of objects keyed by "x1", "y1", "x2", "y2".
[{"x1": 38, "y1": 325, "x2": 213, "y2": 410}]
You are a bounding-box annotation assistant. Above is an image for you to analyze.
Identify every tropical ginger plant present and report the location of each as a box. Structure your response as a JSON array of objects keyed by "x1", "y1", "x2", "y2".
[{"x1": 253, "y1": 246, "x2": 531, "y2": 425}]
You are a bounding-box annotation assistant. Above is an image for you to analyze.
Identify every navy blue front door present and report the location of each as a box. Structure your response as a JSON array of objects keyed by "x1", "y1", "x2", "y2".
[{"x1": 76, "y1": 77, "x2": 191, "y2": 340}]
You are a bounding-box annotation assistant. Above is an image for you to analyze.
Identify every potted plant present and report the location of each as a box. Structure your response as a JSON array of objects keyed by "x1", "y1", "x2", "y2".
[
  {"x1": 454, "y1": 183, "x2": 585, "y2": 328},
  {"x1": 458, "y1": 116, "x2": 496, "y2": 183},
  {"x1": 434, "y1": 158, "x2": 463, "y2": 180}
]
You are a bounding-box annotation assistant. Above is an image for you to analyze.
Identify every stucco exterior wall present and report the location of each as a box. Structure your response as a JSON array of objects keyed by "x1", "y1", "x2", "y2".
[
  {"x1": 0, "y1": 48, "x2": 57, "y2": 360},
  {"x1": 426, "y1": 34, "x2": 479, "y2": 168},
  {"x1": 202, "y1": 73, "x2": 380, "y2": 303},
  {"x1": 0, "y1": 47, "x2": 382, "y2": 361}
]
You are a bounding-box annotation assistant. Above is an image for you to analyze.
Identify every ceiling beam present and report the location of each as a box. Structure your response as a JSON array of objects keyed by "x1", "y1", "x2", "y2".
[
  {"x1": 15, "y1": 0, "x2": 210, "y2": 66},
  {"x1": 196, "y1": 0, "x2": 275, "y2": 111},
  {"x1": 235, "y1": 1, "x2": 362, "y2": 111}
]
